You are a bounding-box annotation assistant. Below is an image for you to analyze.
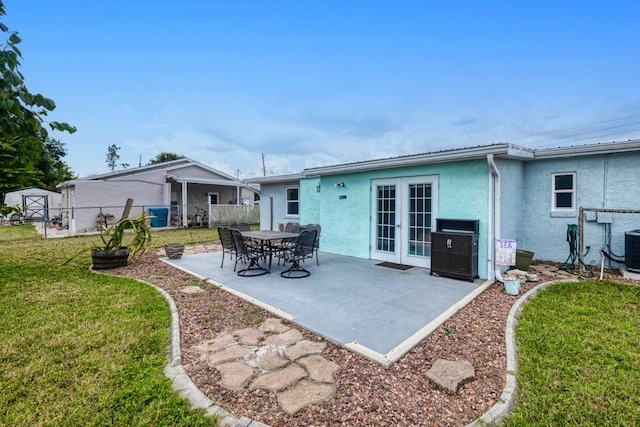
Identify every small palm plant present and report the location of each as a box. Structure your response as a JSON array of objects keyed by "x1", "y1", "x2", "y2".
[
  {"x1": 97, "y1": 213, "x2": 153, "y2": 256},
  {"x1": 91, "y1": 213, "x2": 153, "y2": 269}
]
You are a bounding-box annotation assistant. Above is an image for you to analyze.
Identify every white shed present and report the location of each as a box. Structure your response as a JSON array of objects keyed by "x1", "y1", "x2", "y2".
[{"x1": 4, "y1": 187, "x2": 63, "y2": 221}]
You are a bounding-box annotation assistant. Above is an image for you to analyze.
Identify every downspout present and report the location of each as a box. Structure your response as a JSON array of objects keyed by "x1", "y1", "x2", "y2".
[{"x1": 488, "y1": 154, "x2": 505, "y2": 282}]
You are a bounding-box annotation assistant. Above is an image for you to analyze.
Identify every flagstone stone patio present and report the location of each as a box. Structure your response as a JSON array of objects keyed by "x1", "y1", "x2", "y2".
[{"x1": 193, "y1": 317, "x2": 340, "y2": 415}]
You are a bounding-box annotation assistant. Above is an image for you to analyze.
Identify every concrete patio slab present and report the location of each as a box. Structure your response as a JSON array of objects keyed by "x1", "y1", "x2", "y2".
[{"x1": 164, "y1": 251, "x2": 492, "y2": 366}]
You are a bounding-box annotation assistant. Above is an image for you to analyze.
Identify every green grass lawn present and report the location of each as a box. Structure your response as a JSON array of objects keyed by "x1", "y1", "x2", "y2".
[
  {"x1": 503, "y1": 281, "x2": 640, "y2": 426},
  {"x1": 0, "y1": 225, "x2": 222, "y2": 426}
]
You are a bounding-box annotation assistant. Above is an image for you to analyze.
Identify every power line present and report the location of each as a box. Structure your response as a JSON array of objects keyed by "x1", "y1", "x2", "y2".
[
  {"x1": 538, "y1": 127, "x2": 640, "y2": 146},
  {"x1": 509, "y1": 113, "x2": 640, "y2": 143},
  {"x1": 523, "y1": 120, "x2": 640, "y2": 147}
]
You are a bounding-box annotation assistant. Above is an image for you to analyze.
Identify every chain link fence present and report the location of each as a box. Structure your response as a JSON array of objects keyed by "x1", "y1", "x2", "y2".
[{"x1": 5, "y1": 203, "x2": 260, "y2": 237}]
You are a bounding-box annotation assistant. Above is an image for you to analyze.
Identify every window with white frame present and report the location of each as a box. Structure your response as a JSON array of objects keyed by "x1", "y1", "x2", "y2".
[
  {"x1": 552, "y1": 172, "x2": 576, "y2": 211},
  {"x1": 286, "y1": 187, "x2": 299, "y2": 216}
]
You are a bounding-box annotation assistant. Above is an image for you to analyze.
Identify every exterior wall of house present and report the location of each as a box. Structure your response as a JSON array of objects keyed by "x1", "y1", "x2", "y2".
[
  {"x1": 299, "y1": 178, "x2": 321, "y2": 226},
  {"x1": 495, "y1": 158, "x2": 525, "y2": 245},
  {"x1": 258, "y1": 180, "x2": 301, "y2": 230},
  {"x1": 170, "y1": 164, "x2": 231, "y2": 180},
  {"x1": 61, "y1": 159, "x2": 256, "y2": 232},
  {"x1": 298, "y1": 159, "x2": 491, "y2": 278},
  {"x1": 521, "y1": 151, "x2": 640, "y2": 265},
  {"x1": 67, "y1": 180, "x2": 167, "y2": 232},
  {"x1": 108, "y1": 168, "x2": 167, "y2": 183}
]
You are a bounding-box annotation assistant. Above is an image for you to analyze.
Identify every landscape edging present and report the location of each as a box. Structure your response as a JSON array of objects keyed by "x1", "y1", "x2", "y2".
[{"x1": 465, "y1": 279, "x2": 569, "y2": 427}]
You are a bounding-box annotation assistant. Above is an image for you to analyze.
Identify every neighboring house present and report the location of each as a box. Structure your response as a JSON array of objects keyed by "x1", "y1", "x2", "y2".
[
  {"x1": 3, "y1": 186, "x2": 63, "y2": 220},
  {"x1": 59, "y1": 158, "x2": 258, "y2": 233},
  {"x1": 246, "y1": 140, "x2": 640, "y2": 280}
]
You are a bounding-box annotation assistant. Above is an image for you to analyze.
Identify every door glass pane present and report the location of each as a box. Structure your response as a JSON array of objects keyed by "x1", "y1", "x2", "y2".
[
  {"x1": 407, "y1": 183, "x2": 432, "y2": 257},
  {"x1": 376, "y1": 185, "x2": 396, "y2": 253}
]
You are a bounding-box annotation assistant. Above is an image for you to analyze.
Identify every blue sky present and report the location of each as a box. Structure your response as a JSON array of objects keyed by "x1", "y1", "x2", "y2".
[{"x1": 5, "y1": 1, "x2": 640, "y2": 178}]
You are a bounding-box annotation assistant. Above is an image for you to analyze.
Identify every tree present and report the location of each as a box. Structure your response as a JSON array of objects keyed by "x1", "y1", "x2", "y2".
[
  {"x1": 106, "y1": 144, "x2": 119, "y2": 172},
  {"x1": 147, "y1": 152, "x2": 184, "y2": 165},
  {"x1": 0, "y1": 2, "x2": 76, "y2": 201},
  {"x1": 38, "y1": 138, "x2": 77, "y2": 189}
]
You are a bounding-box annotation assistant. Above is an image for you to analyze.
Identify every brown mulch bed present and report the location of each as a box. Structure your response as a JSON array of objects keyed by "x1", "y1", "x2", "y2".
[{"x1": 111, "y1": 246, "x2": 639, "y2": 426}]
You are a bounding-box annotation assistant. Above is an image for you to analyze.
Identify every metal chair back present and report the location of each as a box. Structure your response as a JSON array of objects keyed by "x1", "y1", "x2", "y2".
[
  {"x1": 217, "y1": 226, "x2": 235, "y2": 268},
  {"x1": 230, "y1": 228, "x2": 267, "y2": 276}
]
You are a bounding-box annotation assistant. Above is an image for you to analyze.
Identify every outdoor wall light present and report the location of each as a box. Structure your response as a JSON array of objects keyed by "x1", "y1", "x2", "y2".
[
  {"x1": 335, "y1": 182, "x2": 345, "y2": 187},
  {"x1": 316, "y1": 183, "x2": 321, "y2": 192}
]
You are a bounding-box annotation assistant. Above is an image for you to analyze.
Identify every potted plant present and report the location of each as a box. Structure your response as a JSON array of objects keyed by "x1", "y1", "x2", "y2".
[{"x1": 91, "y1": 213, "x2": 153, "y2": 270}]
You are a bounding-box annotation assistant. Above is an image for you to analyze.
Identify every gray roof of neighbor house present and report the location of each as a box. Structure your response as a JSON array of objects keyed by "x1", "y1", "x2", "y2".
[
  {"x1": 61, "y1": 158, "x2": 237, "y2": 182},
  {"x1": 58, "y1": 157, "x2": 259, "y2": 192},
  {"x1": 244, "y1": 139, "x2": 640, "y2": 184}
]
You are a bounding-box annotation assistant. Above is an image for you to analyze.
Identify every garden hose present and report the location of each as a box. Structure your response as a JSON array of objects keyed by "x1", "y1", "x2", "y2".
[{"x1": 560, "y1": 224, "x2": 594, "y2": 277}]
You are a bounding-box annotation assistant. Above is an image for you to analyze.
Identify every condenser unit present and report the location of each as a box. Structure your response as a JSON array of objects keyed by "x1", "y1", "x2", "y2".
[{"x1": 625, "y1": 230, "x2": 640, "y2": 272}]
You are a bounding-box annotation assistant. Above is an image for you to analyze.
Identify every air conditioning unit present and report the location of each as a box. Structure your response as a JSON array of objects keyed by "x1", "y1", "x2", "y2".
[
  {"x1": 278, "y1": 221, "x2": 287, "y2": 232},
  {"x1": 625, "y1": 230, "x2": 640, "y2": 272}
]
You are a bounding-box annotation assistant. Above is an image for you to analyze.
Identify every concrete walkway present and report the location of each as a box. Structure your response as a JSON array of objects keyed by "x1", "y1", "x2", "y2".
[{"x1": 165, "y1": 251, "x2": 492, "y2": 366}]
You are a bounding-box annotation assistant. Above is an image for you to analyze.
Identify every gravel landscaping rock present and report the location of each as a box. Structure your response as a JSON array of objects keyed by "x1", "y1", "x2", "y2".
[{"x1": 115, "y1": 246, "x2": 640, "y2": 426}]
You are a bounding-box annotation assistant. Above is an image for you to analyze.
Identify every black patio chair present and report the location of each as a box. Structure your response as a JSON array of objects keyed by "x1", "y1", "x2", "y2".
[
  {"x1": 274, "y1": 222, "x2": 302, "y2": 265},
  {"x1": 284, "y1": 222, "x2": 301, "y2": 233},
  {"x1": 229, "y1": 222, "x2": 250, "y2": 231},
  {"x1": 230, "y1": 228, "x2": 267, "y2": 276},
  {"x1": 302, "y1": 223, "x2": 321, "y2": 266},
  {"x1": 217, "y1": 226, "x2": 236, "y2": 268},
  {"x1": 278, "y1": 229, "x2": 317, "y2": 279}
]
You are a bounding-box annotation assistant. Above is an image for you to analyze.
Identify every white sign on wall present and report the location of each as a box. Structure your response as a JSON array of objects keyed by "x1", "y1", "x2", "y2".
[{"x1": 496, "y1": 239, "x2": 517, "y2": 266}]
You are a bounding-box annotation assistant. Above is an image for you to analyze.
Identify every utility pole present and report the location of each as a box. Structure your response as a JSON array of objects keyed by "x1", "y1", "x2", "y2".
[{"x1": 262, "y1": 153, "x2": 267, "y2": 176}]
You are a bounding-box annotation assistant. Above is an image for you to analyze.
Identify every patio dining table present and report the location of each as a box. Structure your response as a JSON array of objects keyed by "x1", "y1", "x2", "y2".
[{"x1": 241, "y1": 230, "x2": 300, "y2": 273}]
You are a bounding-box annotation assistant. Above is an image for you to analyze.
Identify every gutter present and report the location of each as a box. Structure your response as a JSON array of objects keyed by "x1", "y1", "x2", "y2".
[
  {"x1": 533, "y1": 139, "x2": 640, "y2": 159},
  {"x1": 303, "y1": 144, "x2": 532, "y2": 176}
]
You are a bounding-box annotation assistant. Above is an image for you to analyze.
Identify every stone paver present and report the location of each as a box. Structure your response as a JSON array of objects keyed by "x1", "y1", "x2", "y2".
[
  {"x1": 181, "y1": 285, "x2": 206, "y2": 294},
  {"x1": 252, "y1": 346, "x2": 290, "y2": 371},
  {"x1": 284, "y1": 340, "x2": 326, "y2": 361},
  {"x1": 217, "y1": 361, "x2": 257, "y2": 390},
  {"x1": 259, "y1": 318, "x2": 291, "y2": 334},
  {"x1": 262, "y1": 329, "x2": 304, "y2": 346},
  {"x1": 234, "y1": 328, "x2": 265, "y2": 346},
  {"x1": 207, "y1": 344, "x2": 256, "y2": 366},
  {"x1": 194, "y1": 333, "x2": 237, "y2": 353},
  {"x1": 425, "y1": 359, "x2": 475, "y2": 393},
  {"x1": 277, "y1": 380, "x2": 336, "y2": 415},
  {"x1": 297, "y1": 354, "x2": 340, "y2": 383},
  {"x1": 249, "y1": 363, "x2": 307, "y2": 392},
  {"x1": 192, "y1": 317, "x2": 341, "y2": 415}
]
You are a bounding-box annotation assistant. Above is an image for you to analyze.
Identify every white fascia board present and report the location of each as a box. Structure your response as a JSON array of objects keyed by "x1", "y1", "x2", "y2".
[
  {"x1": 534, "y1": 139, "x2": 640, "y2": 159},
  {"x1": 166, "y1": 158, "x2": 238, "y2": 181},
  {"x1": 506, "y1": 146, "x2": 535, "y2": 159},
  {"x1": 243, "y1": 174, "x2": 306, "y2": 185},
  {"x1": 167, "y1": 175, "x2": 243, "y2": 186},
  {"x1": 301, "y1": 144, "x2": 523, "y2": 176}
]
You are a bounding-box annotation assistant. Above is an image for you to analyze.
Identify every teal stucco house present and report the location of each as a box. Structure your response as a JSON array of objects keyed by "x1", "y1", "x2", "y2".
[{"x1": 247, "y1": 140, "x2": 640, "y2": 280}]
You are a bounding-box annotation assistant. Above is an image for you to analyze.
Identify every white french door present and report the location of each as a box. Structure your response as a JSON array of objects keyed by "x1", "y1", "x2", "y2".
[{"x1": 370, "y1": 176, "x2": 438, "y2": 268}]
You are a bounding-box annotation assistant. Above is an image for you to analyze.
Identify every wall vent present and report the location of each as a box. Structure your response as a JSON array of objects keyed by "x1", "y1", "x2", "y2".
[{"x1": 625, "y1": 230, "x2": 640, "y2": 272}]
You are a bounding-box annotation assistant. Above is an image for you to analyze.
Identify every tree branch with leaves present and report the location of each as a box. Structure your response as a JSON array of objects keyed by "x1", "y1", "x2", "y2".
[{"x1": 0, "y1": 2, "x2": 76, "y2": 201}]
